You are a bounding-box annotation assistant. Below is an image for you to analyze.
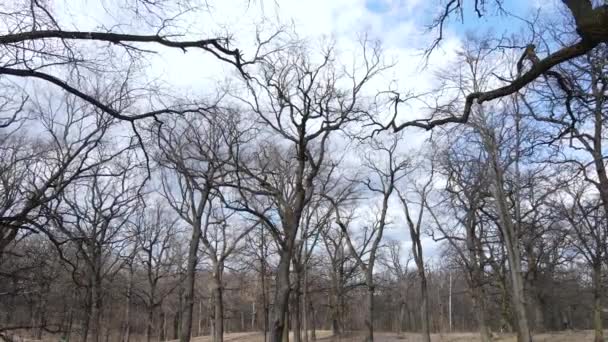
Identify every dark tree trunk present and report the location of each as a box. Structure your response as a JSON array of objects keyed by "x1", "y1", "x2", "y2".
[
  {"x1": 270, "y1": 252, "x2": 292, "y2": 342},
  {"x1": 365, "y1": 286, "x2": 374, "y2": 342},
  {"x1": 592, "y1": 262, "x2": 604, "y2": 342},
  {"x1": 213, "y1": 281, "x2": 224, "y2": 342},
  {"x1": 180, "y1": 217, "x2": 202, "y2": 342}
]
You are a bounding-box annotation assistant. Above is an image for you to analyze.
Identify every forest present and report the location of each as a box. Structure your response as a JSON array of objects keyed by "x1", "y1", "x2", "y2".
[{"x1": 1, "y1": 1, "x2": 608, "y2": 342}]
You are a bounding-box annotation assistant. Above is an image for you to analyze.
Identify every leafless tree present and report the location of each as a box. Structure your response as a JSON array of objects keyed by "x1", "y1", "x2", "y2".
[
  {"x1": 395, "y1": 156, "x2": 434, "y2": 342},
  {"x1": 385, "y1": 0, "x2": 608, "y2": 130},
  {"x1": 228, "y1": 37, "x2": 386, "y2": 342},
  {"x1": 155, "y1": 108, "x2": 242, "y2": 342},
  {"x1": 556, "y1": 179, "x2": 608, "y2": 342},
  {"x1": 327, "y1": 133, "x2": 410, "y2": 342},
  {"x1": 0, "y1": 91, "x2": 131, "y2": 258},
  {"x1": 44, "y1": 153, "x2": 143, "y2": 342},
  {"x1": 131, "y1": 203, "x2": 182, "y2": 342},
  {"x1": 199, "y1": 199, "x2": 259, "y2": 342},
  {"x1": 0, "y1": 0, "x2": 249, "y2": 127}
]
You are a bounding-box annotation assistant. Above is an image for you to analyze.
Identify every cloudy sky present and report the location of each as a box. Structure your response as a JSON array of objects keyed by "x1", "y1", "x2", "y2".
[{"x1": 36, "y1": 0, "x2": 561, "y2": 262}]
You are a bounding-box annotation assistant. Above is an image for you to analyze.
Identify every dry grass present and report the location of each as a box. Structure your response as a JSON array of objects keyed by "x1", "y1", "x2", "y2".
[
  {"x1": 319, "y1": 330, "x2": 606, "y2": 341},
  {"x1": 10, "y1": 329, "x2": 604, "y2": 341},
  {"x1": 167, "y1": 330, "x2": 334, "y2": 342}
]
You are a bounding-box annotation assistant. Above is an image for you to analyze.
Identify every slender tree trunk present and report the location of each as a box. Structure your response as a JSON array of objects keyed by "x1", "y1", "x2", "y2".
[
  {"x1": 471, "y1": 284, "x2": 492, "y2": 342},
  {"x1": 282, "y1": 308, "x2": 290, "y2": 342},
  {"x1": 293, "y1": 271, "x2": 302, "y2": 342},
  {"x1": 159, "y1": 311, "x2": 166, "y2": 342},
  {"x1": 146, "y1": 305, "x2": 154, "y2": 342},
  {"x1": 124, "y1": 267, "x2": 133, "y2": 342},
  {"x1": 592, "y1": 262, "x2": 604, "y2": 342},
  {"x1": 309, "y1": 300, "x2": 316, "y2": 341},
  {"x1": 365, "y1": 284, "x2": 374, "y2": 342},
  {"x1": 329, "y1": 278, "x2": 340, "y2": 336},
  {"x1": 398, "y1": 301, "x2": 406, "y2": 336},
  {"x1": 270, "y1": 248, "x2": 293, "y2": 342},
  {"x1": 213, "y1": 280, "x2": 224, "y2": 342},
  {"x1": 90, "y1": 274, "x2": 102, "y2": 342},
  {"x1": 252, "y1": 302, "x2": 256, "y2": 331},
  {"x1": 180, "y1": 219, "x2": 202, "y2": 342},
  {"x1": 485, "y1": 136, "x2": 532, "y2": 342},
  {"x1": 419, "y1": 274, "x2": 431, "y2": 342},
  {"x1": 81, "y1": 287, "x2": 92, "y2": 342},
  {"x1": 199, "y1": 299, "x2": 204, "y2": 337},
  {"x1": 260, "y1": 226, "x2": 269, "y2": 342},
  {"x1": 303, "y1": 263, "x2": 308, "y2": 342}
]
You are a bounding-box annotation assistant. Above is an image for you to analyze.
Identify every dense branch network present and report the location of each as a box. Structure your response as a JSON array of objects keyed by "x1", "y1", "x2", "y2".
[{"x1": 387, "y1": 0, "x2": 608, "y2": 131}]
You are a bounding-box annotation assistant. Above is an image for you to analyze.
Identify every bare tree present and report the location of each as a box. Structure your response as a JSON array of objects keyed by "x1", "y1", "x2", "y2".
[
  {"x1": 327, "y1": 133, "x2": 410, "y2": 342},
  {"x1": 131, "y1": 203, "x2": 182, "y2": 342},
  {"x1": 228, "y1": 37, "x2": 386, "y2": 342},
  {"x1": 0, "y1": 0, "x2": 249, "y2": 127},
  {"x1": 45, "y1": 154, "x2": 143, "y2": 342},
  {"x1": 557, "y1": 179, "x2": 608, "y2": 342},
  {"x1": 379, "y1": 240, "x2": 414, "y2": 336},
  {"x1": 155, "y1": 108, "x2": 241, "y2": 342},
  {"x1": 0, "y1": 92, "x2": 129, "y2": 258},
  {"x1": 200, "y1": 199, "x2": 259, "y2": 342},
  {"x1": 385, "y1": 0, "x2": 608, "y2": 130},
  {"x1": 395, "y1": 157, "x2": 434, "y2": 342},
  {"x1": 431, "y1": 133, "x2": 494, "y2": 342}
]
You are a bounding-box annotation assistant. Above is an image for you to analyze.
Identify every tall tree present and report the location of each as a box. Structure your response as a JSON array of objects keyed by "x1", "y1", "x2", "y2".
[
  {"x1": 155, "y1": 109, "x2": 241, "y2": 342},
  {"x1": 229, "y1": 38, "x2": 385, "y2": 342}
]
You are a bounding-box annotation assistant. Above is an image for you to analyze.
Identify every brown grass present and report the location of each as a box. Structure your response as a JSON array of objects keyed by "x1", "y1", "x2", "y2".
[
  {"x1": 11, "y1": 329, "x2": 603, "y2": 341},
  {"x1": 178, "y1": 330, "x2": 605, "y2": 342},
  {"x1": 318, "y1": 330, "x2": 605, "y2": 341}
]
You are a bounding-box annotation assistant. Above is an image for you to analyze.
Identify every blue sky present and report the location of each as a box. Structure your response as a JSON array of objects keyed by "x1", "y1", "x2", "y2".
[{"x1": 363, "y1": 0, "x2": 542, "y2": 42}]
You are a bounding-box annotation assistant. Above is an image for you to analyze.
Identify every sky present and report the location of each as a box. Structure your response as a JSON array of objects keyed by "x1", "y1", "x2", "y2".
[{"x1": 16, "y1": 0, "x2": 565, "y2": 264}]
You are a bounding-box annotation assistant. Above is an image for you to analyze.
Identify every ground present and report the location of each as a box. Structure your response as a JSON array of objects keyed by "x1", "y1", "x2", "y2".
[
  {"x1": 8, "y1": 330, "x2": 604, "y2": 341},
  {"x1": 168, "y1": 330, "x2": 604, "y2": 341}
]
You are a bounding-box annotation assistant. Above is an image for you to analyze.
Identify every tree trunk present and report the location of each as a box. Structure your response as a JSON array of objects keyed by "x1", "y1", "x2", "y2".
[
  {"x1": 252, "y1": 302, "x2": 256, "y2": 331},
  {"x1": 90, "y1": 275, "x2": 102, "y2": 342},
  {"x1": 309, "y1": 300, "x2": 316, "y2": 341},
  {"x1": 420, "y1": 274, "x2": 431, "y2": 342},
  {"x1": 471, "y1": 285, "x2": 492, "y2": 342},
  {"x1": 180, "y1": 219, "x2": 202, "y2": 342},
  {"x1": 282, "y1": 308, "x2": 290, "y2": 342},
  {"x1": 213, "y1": 281, "x2": 224, "y2": 342},
  {"x1": 593, "y1": 262, "x2": 604, "y2": 342},
  {"x1": 293, "y1": 273, "x2": 302, "y2": 342},
  {"x1": 159, "y1": 311, "x2": 166, "y2": 342},
  {"x1": 398, "y1": 301, "x2": 406, "y2": 336},
  {"x1": 303, "y1": 265, "x2": 308, "y2": 342},
  {"x1": 486, "y1": 136, "x2": 532, "y2": 342},
  {"x1": 270, "y1": 249, "x2": 292, "y2": 342},
  {"x1": 329, "y1": 281, "x2": 340, "y2": 336},
  {"x1": 173, "y1": 312, "x2": 180, "y2": 340},
  {"x1": 199, "y1": 299, "x2": 204, "y2": 337},
  {"x1": 146, "y1": 305, "x2": 154, "y2": 342},
  {"x1": 124, "y1": 267, "x2": 133, "y2": 342},
  {"x1": 365, "y1": 285, "x2": 374, "y2": 342}
]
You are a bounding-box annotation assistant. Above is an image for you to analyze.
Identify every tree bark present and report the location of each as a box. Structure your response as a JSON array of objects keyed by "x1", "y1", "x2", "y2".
[
  {"x1": 484, "y1": 133, "x2": 532, "y2": 342},
  {"x1": 146, "y1": 303, "x2": 154, "y2": 342},
  {"x1": 180, "y1": 218, "x2": 202, "y2": 342},
  {"x1": 293, "y1": 282, "x2": 302, "y2": 342},
  {"x1": 592, "y1": 262, "x2": 604, "y2": 342},
  {"x1": 213, "y1": 280, "x2": 224, "y2": 342},
  {"x1": 271, "y1": 251, "x2": 292, "y2": 342},
  {"x1": 89, "y1": 272, "x2": 103, "y2": 342},
  {"x1": 365, "y1": 286, "x2": 374, "y2": 342},
  {"x1": 124, "y1": 266, "x2": 133, "y2": 342},
  {"x1": 471, "y1": 284, "x2": 492, "y2": 342},
  {"x1": 419, "y1": 273, "x2": 431, "y2": 342}
]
